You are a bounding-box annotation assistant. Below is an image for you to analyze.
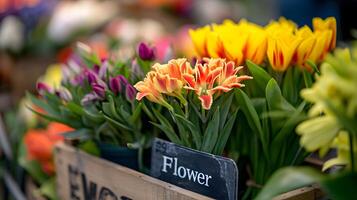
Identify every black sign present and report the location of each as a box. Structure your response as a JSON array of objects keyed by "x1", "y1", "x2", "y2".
[{"x1": 151, "y1": 138, "x2": 238, "y2": 200}]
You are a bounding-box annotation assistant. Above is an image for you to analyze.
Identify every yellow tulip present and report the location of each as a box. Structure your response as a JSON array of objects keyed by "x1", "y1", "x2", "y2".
[
  {"x1": 40, "y1": 64, "x2": 63, "y2": 88},
  {"x1": 189, "y1": 25, "x2": 210, "y2": 57},
  {"x1": 267, "y1": 31, "x2": 301, "y2": 71},
  {"x1": 313, "y1": 17, "x2": 336, "y2": 50},
  {"x1": 241, "y1": 20, "x2": 267, "y2": 65},
  {"x1": 308, "y1": 30, "x2": 333, "y2": 63},
  {"x1": 293, "y1": 26, "x2": 316, "y2": 66},
  {"x1": 213, "y1": 20, "x2": 248, "y2": 65}
]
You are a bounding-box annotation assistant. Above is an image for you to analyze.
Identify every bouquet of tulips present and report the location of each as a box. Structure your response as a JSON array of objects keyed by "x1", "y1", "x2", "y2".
[
  {"x1": 189, "y1": 17, "x2": 337, "y2": 198},
  {"x1": 28, "y1": 43, "x2": 160, "y2": 170},
  {"x1": 135, "y1": 58, "x2": 252, "y2": 154}
]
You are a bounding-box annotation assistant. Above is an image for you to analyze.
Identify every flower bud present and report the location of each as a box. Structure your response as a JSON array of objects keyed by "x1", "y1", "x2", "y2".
[
  {"x1": 138, "y1": 42, "x2": 155, "y2": 61},
  {"x1": 92, "y1": 83, "x2": 105, "y2": 98},
  {"x1": 125, "y1": 84, "x2": 136, "y2": 101},
  {"x1": 109, "y1": 77, "x2": 122, "y2": 95},
  {"x1": 55, "y1": 88, "x2": 73, "y2": 102},
  {"x1": 85, "y1": 70, "x2": 97, "y2": 85}
]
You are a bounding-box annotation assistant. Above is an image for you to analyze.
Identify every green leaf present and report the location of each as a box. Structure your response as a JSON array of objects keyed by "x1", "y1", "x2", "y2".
[
  {"x1": 103, "y1": 114, "x2": 133, "y2": 131},
  {"x1": 26, "y1": 92, "x2": 60, "y2": 117},
  {"x1": 66, "y1": 102, "x2": 85, "y2": 116},
  {"x1": 78, "y1": 140, "x2": 100, "y2": 156},
  {"x1": 201, "y1": 107, "x2": 220, "y2": 153},
  {"x1": 246, "y1": 60, "x2": 272, "y2": 94},
  {"x1": 213, "y1": 108, "x2": 238, "y2": 155},
  {"x1": 174, "y1": 114, "x2": 202, "y2": 149},
  {"x1": 151, "y1": 122, "x2": 181, "y2": 145},
  {"x1": 40, "y1": 178, "x2": 58, "y2": 200},
  {"x1": 130, "y1": 103, "x2": 142, "y2": 124},
  {"x1": 303, "y1": 69, "x2": 313, "y2": 88},
  {"x1": 173, "y1": 115, "x2": 190, "y2": 147},
  {"x1": 151, "y1": 109, "x2": 181, "y2": 145},
  {"x1": 321, "y1": 172, "x2": 357, "y2": 200},
  {"x1": 219, "y1": 93, "x2": 234, "y2": 131},
  {"x1": 235, "y1": 90, "x2": 267, "y2": 156},
  {"x1": 266, "y1": 78, "x2": 295, "y2": 112},
  {"x1": 282, "y1": 67, "x2": 296, "y2": 104},
  {"x1": 255, "y1": 167, "x2": 324, "y2": 200},
  {"x1": 62, "y1": 129, "x2": 91, "y2": 141}
]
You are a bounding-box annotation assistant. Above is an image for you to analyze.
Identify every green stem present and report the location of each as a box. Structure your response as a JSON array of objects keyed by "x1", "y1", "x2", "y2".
[
  {"x1": 138, "y1": 146, "x2": 144, "y2": 172},
  {"x1": 185, "y1": 103, "x2": 189, "y2": 119},
  {"x1": 201, "y1": 109, "x2": 206, "y2": 123},
  {"x1": 349, "y1": 133, "x2": 355, "y2": 172}
]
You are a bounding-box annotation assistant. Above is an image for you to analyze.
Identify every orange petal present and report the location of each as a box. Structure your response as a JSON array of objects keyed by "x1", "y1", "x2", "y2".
[{"x1": 199, "y1": 95, "x2": 213, "y2": 110}]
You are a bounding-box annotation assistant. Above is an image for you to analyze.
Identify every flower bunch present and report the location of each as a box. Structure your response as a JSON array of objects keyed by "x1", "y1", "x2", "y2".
[
  {"x1": 24, "y1": 122, "x2": 73, "y2": 175},
  {"x1": 29, "y1": 43, "x2": 157, "y2": 154},
  {"x1": 135, "y1": 58, "x2": 252, "y2": 110},
  {"x1": 189, "y1": 17, "x2": 336, "y2": 71},
  {"x1": 135, "y1": 58, "x2": 251, "y2": 154},
  {"x1": 297, "y1": 48, "x2": 357, "y2": 171}
]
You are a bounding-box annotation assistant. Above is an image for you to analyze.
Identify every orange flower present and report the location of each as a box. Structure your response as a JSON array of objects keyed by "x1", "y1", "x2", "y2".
[
  {"x1": 135, "y1": 59, "x2": 193, "y2": 110},
  {"x1": 24, "y1": 122, "x2": 73, "y2": 175},
  {"x1": 184, "y1": 58, "x2": 252, "y2": 109}
]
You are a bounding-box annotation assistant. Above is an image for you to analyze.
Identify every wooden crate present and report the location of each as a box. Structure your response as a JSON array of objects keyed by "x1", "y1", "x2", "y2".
[
  {"x1": 54, "y1": 143, "x2": 212, "y2": 200},
  {"x1": 54, "y1": 143, "x2": 323, "y2": 200},
  {"x1": 274, "y1": 185, "x2": 323, "y2": 200}
]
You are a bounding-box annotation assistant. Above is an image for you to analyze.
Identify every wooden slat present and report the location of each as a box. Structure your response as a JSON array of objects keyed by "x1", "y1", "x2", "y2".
[
  {"x1": 54, "y1": 143, "x2": 212, "y2": 200},
  {"x1": 274, "y1": 185, "x2": 323, "y2": 200}
]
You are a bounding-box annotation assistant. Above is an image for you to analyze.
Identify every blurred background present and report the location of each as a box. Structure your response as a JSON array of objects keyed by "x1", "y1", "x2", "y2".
[
  {"x1": 0, "y1": 0, "x2": 353, "y2": 199},
  {"x1": 0, "y1": 0, "x2": 352, "y2": 111}
]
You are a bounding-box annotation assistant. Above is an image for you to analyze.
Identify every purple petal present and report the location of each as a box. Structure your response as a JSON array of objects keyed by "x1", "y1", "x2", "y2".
[
  {"x1": 92, "y1": 83, "x2": 105, "y2": 98},
  {"x1": 109, "y1": 77, "x2": 122, "y2": 95},
  {"x1": 125, "y1": 84, "x2": 136, "y2": 101},
  {"x1": 81, "y1": 92, "x2": 100, "y2": 106},
  {"x1": 118, "y1": 75, "x2": 129, "y2": 85},
  {"x1": 55, "y1": 88, "x2": 73, "y2": 101},
  {"x1": 85, "y1": 70, "x2": 98, "y2": 85},
  {"x1": 138, "y1": 42, "x2": 155, "y2": 61}
]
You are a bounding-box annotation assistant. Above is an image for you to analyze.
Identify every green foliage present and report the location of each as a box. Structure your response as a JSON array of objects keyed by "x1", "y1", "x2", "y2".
[
  {"x1": 230, "y1": 61, "x2": 311, "y2": 199},
  {"x1": 151, "y1": 92, "x2": 238, "y2": 155},
  {"x1": 256, "y1": 167, "x2": 357, "y2": 200}
]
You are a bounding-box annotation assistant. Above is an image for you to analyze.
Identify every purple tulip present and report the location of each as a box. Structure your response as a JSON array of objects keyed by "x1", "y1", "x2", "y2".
[
  {"x1": 92, "y1": 83, "x2": 105, "y2": 99},
  {"x1": 85, "y1": 70, "x2": 97, "y2": 85},
  {"x1": 138, "y1": 42, "x2": 155, "y2": 61},
  {"x1": 125, "y1": 84, "x2": 136, "y2": 101},
  {"x1": 118, "y1": 75, "x2": 129, "y2": 85},
  {"x1": 71, "y1": 74, "x2": 85, "y2": 86},
  {"x1": 98, "y1": 61, "x2": 108, "y2": 80},
  {"x1": 36, "y1": 82, "x2": 53, "y2": 95},
  {"x1": 55, "y1": 88, "x2": 72, "y2": 102},
  {"x1": 93, "y1": 64, "x2": 100, "y2": 74},
  {"x1": 109, "y1": 77, "x2": 122, "y2": 95},
  {"x1": 81, "y1": 92, "x2": 99, "y2": 106},
  {"x1": 131, "y1": 59, "x2": 144, "y2": 78}
]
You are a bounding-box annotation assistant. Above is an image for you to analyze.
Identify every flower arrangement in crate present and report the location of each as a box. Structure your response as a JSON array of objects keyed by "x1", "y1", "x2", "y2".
[
  {"x1": 189, "y1": 17, "x2": 336, "y2": 198},
  {"x1": 28, "y1": 42, "x2": 159, "y2": 171},
  {"x1": 257, "y1": 48, "x2": 357, "y2": 200},
  {"x1": 134, "y1": 57, "x2": 252, "y2": 155}
]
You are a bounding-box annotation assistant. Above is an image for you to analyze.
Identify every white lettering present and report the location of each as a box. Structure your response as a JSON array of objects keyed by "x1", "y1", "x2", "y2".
[
  {"x1": 162, "y1": 156, "x2": 173, "y2": 173},
  {"x1": 161, "y1": 156, "x2": 212, "y2": 187},
  {"x1": 205, "y1": 175, "x2": 212, "y2": 186},
  {"x1": 197, "y1": 173, "x2": 205, "y2": 185},
  {"x1": 186, "y1": 169, "x2": 198, "y2": 182},
  {"x1": 178, "y1": 166, "x2": 187, "y2": 178},
  {"x1": 173, "y1": 157, "x2": 178, "y2": 176}
]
